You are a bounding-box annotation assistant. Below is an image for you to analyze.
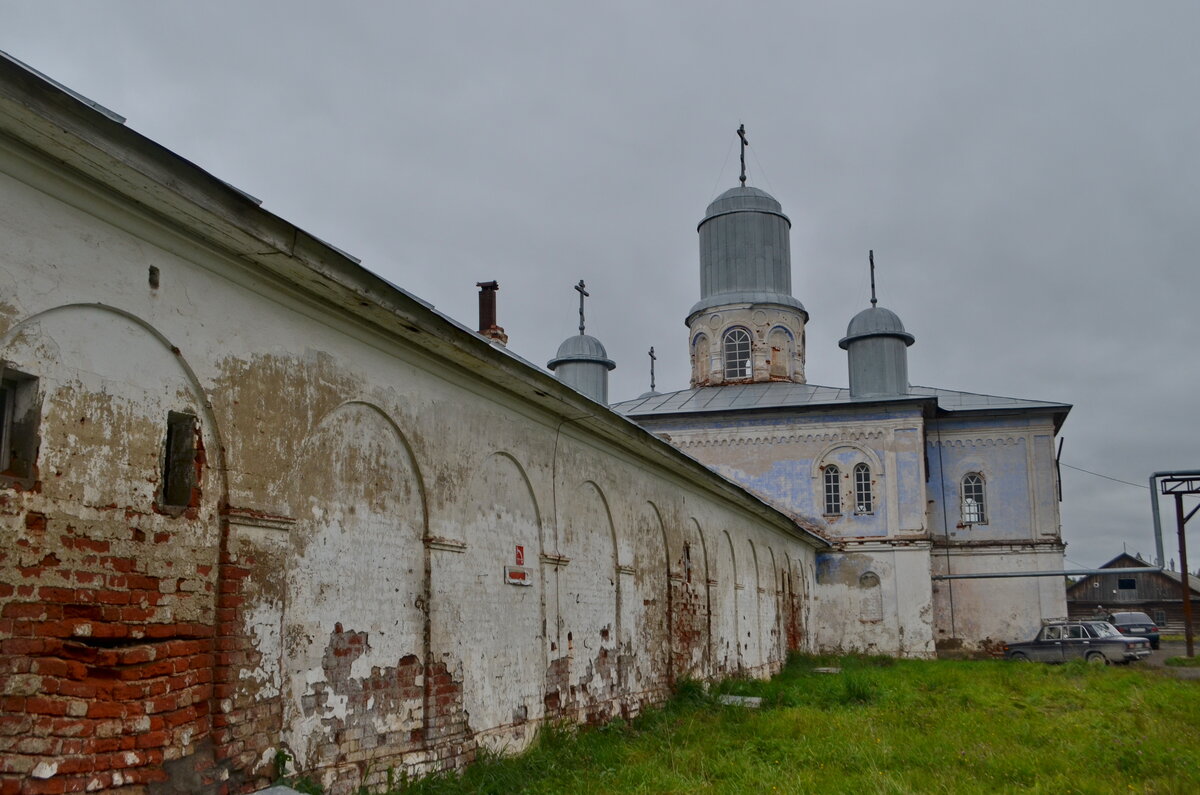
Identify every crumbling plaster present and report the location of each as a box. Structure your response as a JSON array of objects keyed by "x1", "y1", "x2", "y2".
[{"x1": 0, "y1": 130, "x2": 823, "y2": 793}]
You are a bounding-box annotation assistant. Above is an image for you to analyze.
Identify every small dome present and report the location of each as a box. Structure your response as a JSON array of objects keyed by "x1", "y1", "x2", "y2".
[
  {"x1": 548, "y1": 334, "x2": 616, "y2": 370},
  {"x1": 839, "y1": 306, "x2": 915, "y2": 349},
  {"x1": 702, "y1": 186, "x2": 787, "y2": 222}
]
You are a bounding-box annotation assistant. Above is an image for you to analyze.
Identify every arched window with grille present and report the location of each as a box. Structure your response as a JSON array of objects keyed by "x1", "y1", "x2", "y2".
[
  {"x1": 854, "y1": 463, "x2": 873, "y2": 514},
  {"x1": 722, "y1": 327, "x2": 752, "y2": 380},
  {"x1": 961, "y1": 473, "x2": 986, "y2": 524},
  {"x1": 823, "y1": 465, "x2": 842, "y2": 515}
]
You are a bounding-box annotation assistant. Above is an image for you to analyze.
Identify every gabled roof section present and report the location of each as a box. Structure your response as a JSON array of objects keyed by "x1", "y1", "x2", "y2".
[
  {"x1": 613, "y1": 381, "x2": 1071, "y2": 430},
  {"x1": 1065, "y1": 552, "x2": 1200, "y2": 596}
]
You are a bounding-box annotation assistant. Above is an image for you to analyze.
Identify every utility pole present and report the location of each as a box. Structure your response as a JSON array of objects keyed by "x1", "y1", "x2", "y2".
[{"x1": 1160, "y1": 475, "x2": 1199, "y2": 657}]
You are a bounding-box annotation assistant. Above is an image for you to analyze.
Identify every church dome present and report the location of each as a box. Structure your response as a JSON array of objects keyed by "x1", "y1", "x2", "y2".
[
  {"x1": 548, "y1": 334, "x2": 616, "y2": 368},
  {"x1": 838, "y1": 306, "x2": 915, "y2": 349},
  {"x1": 688, "y1": 184, "x2": 806, "y2": 320},
  {"x1": 703, "y1": 185, "x2": 786, "y2": 218},
  {"x1": 548, "y1": 333, "x2": 616, "y2": 404},
  {"x1": 839, "y1": 304, "x2": 915, "y2": 398}
]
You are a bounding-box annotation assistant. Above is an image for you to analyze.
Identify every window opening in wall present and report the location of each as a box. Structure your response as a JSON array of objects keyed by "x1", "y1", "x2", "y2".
[
  {"x1": 1154, "y1": 609, "x2": 1166, "y2": 626},
  {"x1": 854, "y1": 463, "x2": 873, "y2": 514},
  {"x1": 692, "y1": 333, "x2": 709, "y2": 383},
  {"x1": 823, "y1": 465, "x2": 842, "y2": 515},
  {"x1": 1117, "y1": 578, "x2": 1136, "y2": 590},
  {"x1": 0, "y1": 367, "x2": 40, "y2": 482},
  {"x1": 859, "y1": 571, "x2": 882, "y2": 622},
  {"x1": 961, "y1": 473, "x2": 986, "y2": 524},
  {"x1": 722, "y1": 327, "x2": 752, "y2": 380},
  {"x1": 162, "y1": 411, "x2": 198, "y2": 508}
]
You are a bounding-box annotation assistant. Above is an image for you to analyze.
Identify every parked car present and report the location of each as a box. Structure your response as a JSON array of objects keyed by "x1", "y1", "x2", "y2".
[
  {"x1": 1106, "y1": 611, "x2": 1160, "y2": 649},
  {"x1": 1004, "y1": 620, "x2": 1151, "y2": 664}
]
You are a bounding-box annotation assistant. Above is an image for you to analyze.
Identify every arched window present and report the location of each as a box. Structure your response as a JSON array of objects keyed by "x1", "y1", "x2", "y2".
[
  {"x1": 692, "y1": 333, "x2": 709, "y2": 384},
  {"x1": 854, "y1": 463, "x2": 873, "y2": 514},
  {"x1": 823, "y1": 465, "x2": 842, "y2": 515},
  {"x1": 859, "y1": 572, "x2": 883, "y2": 622},
  {"x1": 767, "y1": 327, "x2": 793, "y2": 379},
  {"x1": 961, "y1": 473, "x2": 986, "y2": 524},
  {"x1": 722, "y1": 327, "x2": 752, "y2": 380}
]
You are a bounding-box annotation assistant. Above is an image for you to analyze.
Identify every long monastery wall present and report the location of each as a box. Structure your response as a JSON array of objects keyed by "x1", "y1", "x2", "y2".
[{"x1": 0, "y1": 134, "x2": 820, "y2": 794}]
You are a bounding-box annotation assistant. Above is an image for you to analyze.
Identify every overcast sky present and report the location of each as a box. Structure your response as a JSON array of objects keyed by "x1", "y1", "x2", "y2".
[{"x1": 4, "y1": 1, "x2": 1197, "y2": 568}]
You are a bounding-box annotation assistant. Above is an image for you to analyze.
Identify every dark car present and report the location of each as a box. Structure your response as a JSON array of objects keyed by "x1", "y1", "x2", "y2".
[
  {"x1": 1106, "y1": 611, "x2": 1160, "y2": 649},
  {"x1": 1004, "y1": 620, "x2": 1151, "y2": 664}
]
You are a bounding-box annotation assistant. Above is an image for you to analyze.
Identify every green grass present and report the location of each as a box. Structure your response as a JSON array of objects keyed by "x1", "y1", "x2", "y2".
[
  {"x1": 1165, "y1": 656, "x2": 1200, "y2": 667},
  {"x1": 367, "y1": 654, "x2": 1200, "y2": 794}
]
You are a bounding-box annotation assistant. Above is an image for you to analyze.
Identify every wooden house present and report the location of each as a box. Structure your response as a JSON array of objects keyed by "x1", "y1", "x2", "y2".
[{"x1": 1067, "y1": 552, "x2": 1200, "y2": 632}]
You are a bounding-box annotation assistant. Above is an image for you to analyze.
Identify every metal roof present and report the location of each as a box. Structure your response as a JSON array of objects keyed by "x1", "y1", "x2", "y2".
[
  {"x1": 839, "y1": 305, "x2": 914, "y2": 348},
  {"x1": 612, "y1": 381, "x2": 1071, "y2": 420}
]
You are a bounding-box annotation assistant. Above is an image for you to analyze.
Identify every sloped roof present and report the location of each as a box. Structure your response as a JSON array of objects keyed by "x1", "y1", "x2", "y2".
[
  {"x1": 613, "y1": 381, "x2": 1071, "y2": 429},
  {"x1": 1066, "y1": 552, "x2": 1200, "y2": 596}
]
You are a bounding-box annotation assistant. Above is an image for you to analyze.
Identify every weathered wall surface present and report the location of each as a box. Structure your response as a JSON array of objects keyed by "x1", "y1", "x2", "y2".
[
  {"x1": 930, "y1": 546, "x2": 1067, "y2": 652},
  {"x1": 635, "y1": 408, "x2": 936, "y2": 657},
  {"x1": 0, "y1": 138, "x2": 820, "y2": 794},
  {"x1": 927, "y1": 416, "x2": 1067, "y2": 651}
]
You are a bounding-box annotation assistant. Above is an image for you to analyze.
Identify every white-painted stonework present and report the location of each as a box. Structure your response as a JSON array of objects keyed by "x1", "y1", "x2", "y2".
[{"x1": 0, "y1": 66, "x2": 825, "y2": 794}]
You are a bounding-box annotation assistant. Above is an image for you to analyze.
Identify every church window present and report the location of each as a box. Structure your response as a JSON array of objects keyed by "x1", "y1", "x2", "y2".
[
  {"x1": 767, "y1": 327, "x2": 793, "y2": 379},
  {"x1": 854, "y1": 463, "x2": 873, "y2": 514},
  {"x1": 961, "y1": 473, "x2": 986, "y2": 524},
  {"x1": 692, "y1": 333, "x2": 710, "y2": 383},
  {"x1": 823, "y1": 465, "x2": 842, "y2": 515},
  {"x1": 859, "y1": 572, "x2": 882, "y2": 622},
  {"x1": 0, "y1": 367, "x2": 40, "y2": 483},
  {"x1": 722, "y1": 327, "x2": 752, "y2": 380},
  {"x1": 161, "y1": 411, "x2": 198, "y2": 509}
]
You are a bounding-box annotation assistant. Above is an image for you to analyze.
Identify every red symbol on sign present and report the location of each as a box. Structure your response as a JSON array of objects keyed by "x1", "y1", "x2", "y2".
[{"x1": 515, "y1": 545, "x2": 525, "y2": 566}]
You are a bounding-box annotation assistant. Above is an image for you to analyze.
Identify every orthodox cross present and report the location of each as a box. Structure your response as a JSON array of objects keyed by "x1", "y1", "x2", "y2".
[
  {"x1": 737, "y1": 124, "x2": 749, "y2": 186},
  {"x1": 869, "y1": 250, "x2": 878, "y2": 307},
  {"x1": 575, "y1": 279, "x2": 589, "y2": 335},
  {"x1": 648, "y1": 346, "x2": 657, "y2": 392}
]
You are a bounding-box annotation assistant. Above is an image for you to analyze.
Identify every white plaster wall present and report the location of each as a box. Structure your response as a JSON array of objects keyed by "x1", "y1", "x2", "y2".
[
  {"x1": 0, "y1": 139, "x2": 822, "y2": 784},
  {"x1": 810, "y1": 545, "x2": 936, "y2": 659},
  {"x1": 930, "y1": 545, "x2": 1068, "y2": 651}
]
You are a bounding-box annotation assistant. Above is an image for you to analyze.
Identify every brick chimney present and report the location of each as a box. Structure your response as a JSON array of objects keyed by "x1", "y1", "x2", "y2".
[{"x1": 476, "y1": 280, "x2": 508, "y2": 345}]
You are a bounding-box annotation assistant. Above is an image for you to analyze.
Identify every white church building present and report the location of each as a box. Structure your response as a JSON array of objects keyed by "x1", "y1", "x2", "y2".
[{"x1": 612, "y1": 182, "x2": 1071, "y2": 657}]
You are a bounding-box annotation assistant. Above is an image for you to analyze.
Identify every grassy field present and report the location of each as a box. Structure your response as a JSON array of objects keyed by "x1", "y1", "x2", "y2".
[{"x1": 296, "y1": 654, "x2": 1200, "y2": 794}]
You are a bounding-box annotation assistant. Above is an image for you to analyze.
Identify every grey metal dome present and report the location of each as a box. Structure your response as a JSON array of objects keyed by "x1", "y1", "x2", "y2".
[
  {"x1": 838, "y1": 306, "x2": 915, "y2": 349},
  {"x1": 688, "y1": 185, "x2": 807, "y2": 319},
  {"x1": 703, "y1": 185, "x2": 785, "y2": 218},
  {"x1": 548, "y1": 334, "x2": 616, "y2": 404},
  {"x1": 839, "y1": 305, "x2": 914, "y2": 399},
  {"x1": 548, "y1": 334, "x2": 616, "y2": 369}
]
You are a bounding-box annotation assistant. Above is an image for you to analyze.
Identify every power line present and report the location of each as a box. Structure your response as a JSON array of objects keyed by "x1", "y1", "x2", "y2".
[
  {"x1": 1061, "y1": 461, "x2": 1199, "y2": 500},
  {"x1": 1061, "y1": 462, "x2": 1148, "y2": 490}
]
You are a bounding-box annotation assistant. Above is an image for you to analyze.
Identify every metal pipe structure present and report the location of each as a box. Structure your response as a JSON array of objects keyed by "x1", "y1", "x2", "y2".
[
  {"x1": 932, "y1": 567, "x2": 1162, "y2": 581},
  {"x1": 1149, "y1": 469, "x2": 1200, "y2": 567},
  {"x1": 1175, "y1": 492, "x2": 1194, "y2": 657}
]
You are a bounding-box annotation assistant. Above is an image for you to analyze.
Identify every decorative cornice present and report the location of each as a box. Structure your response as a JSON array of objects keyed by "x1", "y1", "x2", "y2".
[
  {"x1": 540, "y1": 553, "x2": 570, "y2": 567},
  {"x1": 929, "y1": 436, "x2": 1026, "y2": 449},
  {"x1": 675, "y1": 427, "x2": 890, "y2": 449},
  {"x1": 617, "y1": 564, "x2": 636, "y2": 576}
]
